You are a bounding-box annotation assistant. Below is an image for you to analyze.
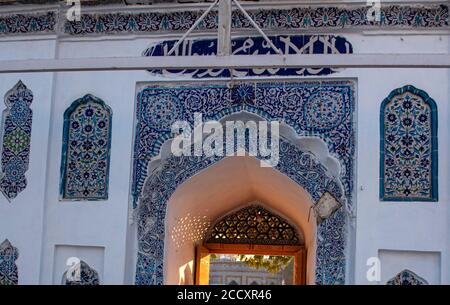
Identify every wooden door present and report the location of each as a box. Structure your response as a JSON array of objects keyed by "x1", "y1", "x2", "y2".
[{"x1": 195, "y1": 243, "x2": 306, "y2": 285}]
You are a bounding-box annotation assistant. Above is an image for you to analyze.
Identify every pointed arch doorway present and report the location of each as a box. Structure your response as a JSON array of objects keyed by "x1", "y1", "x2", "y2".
[
  {"x1": 162, "y1": 156, "x2": 320, "y2": 285},
  {"x1": 195, "y1": 204, "x2": 307, "y2": 285}
]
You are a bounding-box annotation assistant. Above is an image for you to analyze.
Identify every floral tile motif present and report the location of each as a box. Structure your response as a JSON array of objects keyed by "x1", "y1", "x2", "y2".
[
  {"x1": 0, "y1": 239, "x2": 19, "y2": 285},
  {"x1": 0, "y1": 12, "x2": 56, "y2": 35},
  {"x1": 231, "y1": 82, "x2": 256, "y2": 105},
  {"x1": 380, "y1": 85, "x2": 438, "y2": 201},
  {"x1": 133, "y1": 79, "x2": 355, "y2": 285},
  {"x1": 60, "y1": 94, "x2": 112, "y2": 200},
  {"x1": 144, "y1": 35, "x2": 352, "y2": 78},
  {"x1": 387, "y1": 269, "x2": 428, "y2": 285},
  {"x1": 64, "y1": 4, "x2": 448, "y2": 35},
  {"x1": 62, "y1": 260, "x2": 100, "y2": 285},
  {"x1": 0, "y1": 81, "x2": 33, "y2": 202}
]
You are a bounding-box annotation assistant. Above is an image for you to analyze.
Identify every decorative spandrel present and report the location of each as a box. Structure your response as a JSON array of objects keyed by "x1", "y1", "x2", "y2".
[
  {"x1": 206, "y1": 205, "x2": 302, "y2": 245},
  {"x1": 60, "y1": 94, "x2": 112, "y2": 200}
]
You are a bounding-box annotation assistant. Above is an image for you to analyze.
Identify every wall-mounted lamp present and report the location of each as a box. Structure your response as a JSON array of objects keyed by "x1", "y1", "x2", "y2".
[{"x1": 314, "y1": 192, "x2": 342, "y2": 224}]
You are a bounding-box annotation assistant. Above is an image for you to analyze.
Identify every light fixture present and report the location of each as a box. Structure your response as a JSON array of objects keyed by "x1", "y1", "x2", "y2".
[{"x1": 314, "y1": 192, "x2": 342, "y2": 224}]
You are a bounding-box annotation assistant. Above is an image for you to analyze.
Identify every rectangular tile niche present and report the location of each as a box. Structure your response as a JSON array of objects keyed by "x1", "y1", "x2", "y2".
[
  {"x1": 53, "y1": 245, "x2": 105, "y2": 285},
  {"x1": 379, "y1": 249, "x2": 441, "y2": 284}
]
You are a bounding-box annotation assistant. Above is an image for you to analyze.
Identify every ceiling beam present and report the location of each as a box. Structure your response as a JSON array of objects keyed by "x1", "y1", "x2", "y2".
[{"x1": 0, "y1": 54, "x2": 449, "y2": 73}]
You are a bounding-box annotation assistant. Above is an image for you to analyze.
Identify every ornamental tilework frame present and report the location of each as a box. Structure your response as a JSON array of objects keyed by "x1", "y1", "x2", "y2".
[
  {"x1": 380, "y1": 85, "x2": 438, "y2": 201},
  {"x1": 0, "y1": 239, "x2": 19, "y2": 285},
  {"x1": 60, "y1": 94, "x2": 112, "y2": 200},
  {"x1": 132, "y1": 80, "x2": 355, "y2": 208},
  {"x1": 0, "y1": 81, "x2": 33, "y2": 202},
  {"x1": 133, "y1": 79, "x2": 355, "y2": 285},
  {"x1": 386, "y1": 269, "x2": 428, "y2": 285}
]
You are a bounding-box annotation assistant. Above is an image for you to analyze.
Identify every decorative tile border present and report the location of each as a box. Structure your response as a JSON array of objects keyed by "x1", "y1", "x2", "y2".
[
  {"x1": 0, "y1": 4, "x2": 447, "y2": 36},
  {"x1": 65, "y1": 4, "x2": 448, "y2": 35},
  {"x1": 0, "y1": 11, "x2": 56, "y2": 35}
]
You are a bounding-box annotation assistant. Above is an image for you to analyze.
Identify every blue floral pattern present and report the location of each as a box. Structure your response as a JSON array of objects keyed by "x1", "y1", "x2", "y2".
[
  {"x1": 0, "y1": 81, "x2": 33, "y2": 202},
  {"x1": 60, "y1": 94, "x2": 112, "y2": 200},
  {"x1": 133, "y1": 80, "x2": 355, "y2": 210},
  {"x1": 380, "y1": 85, "x2": 438, "y2": 201},
  {"x1": 0, "y1": 11, "x2": 55, "y2": 35},
  {"x1": 64, "y1": 5, "x2": 448, "y2": 35},
  {"x1": 0, "y1": 239, "x2": 19, "y2": 285},
  {"x1": 0, "y1": 5, "x2": 446, "y2": 36}
]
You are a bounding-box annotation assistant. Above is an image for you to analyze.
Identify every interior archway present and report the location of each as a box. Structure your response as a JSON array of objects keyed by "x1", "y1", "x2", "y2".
[{"x1": 164, "y1": 156, "x2": 317, "y2": 285}]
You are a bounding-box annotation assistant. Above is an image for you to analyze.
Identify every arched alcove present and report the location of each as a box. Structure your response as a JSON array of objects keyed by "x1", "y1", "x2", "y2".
[{"x1": 164, "y1": 156, "x2": 317, "y2": 284}]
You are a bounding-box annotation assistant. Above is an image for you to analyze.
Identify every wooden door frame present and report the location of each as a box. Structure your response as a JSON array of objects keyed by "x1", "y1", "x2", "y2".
[{"x1": 195, "y1": 243, "x2": 306, "y2": 285}]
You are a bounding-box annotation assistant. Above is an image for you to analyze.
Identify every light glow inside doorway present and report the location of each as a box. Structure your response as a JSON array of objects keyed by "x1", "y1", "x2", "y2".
[{"x1": 208, "y1": 254, "x2": 294, "y2": 285}]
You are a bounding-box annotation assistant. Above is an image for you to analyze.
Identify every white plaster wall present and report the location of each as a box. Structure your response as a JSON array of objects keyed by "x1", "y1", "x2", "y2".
[
  {"x1": 346, "y1": 35, "x2": 450, "y2": 285},
  {"x1": 0, "y1": 38, "x2": 56, "y2": 284},
  {"x1": 53, "y1": 245, "x2": 105, "y2": 285},
  {"x1": 379, "y1": 250, "x2": 441, "y2": 284},
  {"x1": 0, "y1": 18, "x2": 448, "y2": 285}
]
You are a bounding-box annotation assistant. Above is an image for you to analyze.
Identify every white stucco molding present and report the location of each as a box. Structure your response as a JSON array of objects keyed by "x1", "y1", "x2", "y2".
[{"x1": 0, "y1": 54, "x2": 449, "y2": 74}]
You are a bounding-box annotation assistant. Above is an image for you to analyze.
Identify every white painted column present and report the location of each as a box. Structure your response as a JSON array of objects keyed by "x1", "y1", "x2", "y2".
[{"x1": 218, "y1": 0, "x2": 232, "y2": 56}]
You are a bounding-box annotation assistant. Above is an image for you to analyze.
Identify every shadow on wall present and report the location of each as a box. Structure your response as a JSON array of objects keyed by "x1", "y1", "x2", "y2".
[
  {"x1": 171, "y1": 213, "x2": 211, "y2": 249},
  {"x1": 179, "y1": 263, "x2": 193, "y2": 285}
]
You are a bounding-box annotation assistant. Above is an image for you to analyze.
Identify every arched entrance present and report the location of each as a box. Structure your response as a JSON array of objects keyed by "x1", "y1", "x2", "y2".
[
  {"x1": 163, "y1": 156, "x2": 317, "y2": 284},
  {"x1": 135, "y1": 136, "x2": 346, "y2": 285},
  {"x1": 131, "y1": 79, "x2": 355, "y2": 285}
]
